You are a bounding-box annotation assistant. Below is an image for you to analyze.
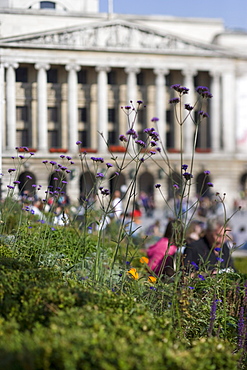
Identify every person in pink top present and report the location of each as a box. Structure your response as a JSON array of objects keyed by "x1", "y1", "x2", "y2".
[{"x1": 147, "y1": 219, "x2": 181, "y2": 277}]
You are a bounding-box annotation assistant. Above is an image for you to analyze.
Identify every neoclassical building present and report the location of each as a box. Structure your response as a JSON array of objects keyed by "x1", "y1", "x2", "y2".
[{"x1": 0, "y1": 0, "x2": 247, "y2": 210}]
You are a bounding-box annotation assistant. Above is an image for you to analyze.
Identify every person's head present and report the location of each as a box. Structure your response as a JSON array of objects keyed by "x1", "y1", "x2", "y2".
[
  {"x1": 186, "y1": 220, "x2": 203, "y2": 240},
  {"x1": 113, "y1": 190, "x2": 121, "y2": 199},
  {"x1": 205, "y1": 217, "x2": 226, "y2": 248},
  {"x1": 164, "y1": 219, "x2": 183, "y2": 244}
]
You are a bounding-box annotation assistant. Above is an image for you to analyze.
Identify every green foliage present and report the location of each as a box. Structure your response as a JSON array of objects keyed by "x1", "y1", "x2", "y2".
[{"x1": 234, "y1": 257, "x2": 247, "y2": 274}]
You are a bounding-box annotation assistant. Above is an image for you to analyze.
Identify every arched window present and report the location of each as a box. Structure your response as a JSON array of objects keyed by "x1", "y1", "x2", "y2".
[
  {"x1": 167, "y1": 171, "x2": 181, "y2": 200},
  {"x1": 196, "y1": 172, "x2": 212, "y2": 198},
  {"x1": 139, "y1": 172, "x2": 154, "y2": 196},
  {"x1": 49, "y1": 171, "x2": 67, "y2": 194},
  {"x1": 40, "y1": 1, "x2": 55, "y2": 9},
  {"x1": 110, "y1": 173, "x2": 126, "y2": 195},
  {"x1": 79, "y1": 171, "x2": 96, "y2": 205},
  {"x1": 18, "y1": 171, "x2": 36, "y2": 200}
]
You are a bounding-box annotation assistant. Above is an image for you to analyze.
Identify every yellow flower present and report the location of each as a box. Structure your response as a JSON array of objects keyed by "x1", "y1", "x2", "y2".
[
  {"x1": 148, "y1": 276, "x2": 157, "y2": 283},
  {"x1": 127, "y1": 268, "x2": 139, "y2": 280},
  {"x1": 140, "y1": 256, "x2": 149, "y2": 264}
]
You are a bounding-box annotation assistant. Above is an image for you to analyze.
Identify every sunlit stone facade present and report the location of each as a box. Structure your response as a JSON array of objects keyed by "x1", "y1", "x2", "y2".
[{"x1": 0, "y1": 1, "x2": 247, "y2": 210}]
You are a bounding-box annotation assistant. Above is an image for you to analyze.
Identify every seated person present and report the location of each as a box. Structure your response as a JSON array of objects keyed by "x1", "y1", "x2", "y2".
[
  {"x1": 183, "y1": 217, "x2": 235, "y2": 273},
  {"x1": 147, "y1": 219, "x2": 182, "y2": 277}
]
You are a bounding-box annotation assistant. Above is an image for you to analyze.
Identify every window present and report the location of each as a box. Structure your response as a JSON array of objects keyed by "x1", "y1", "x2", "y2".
[
  {"x1": 47, "y1": 68, "x2": 58, "y2": 83},
  {"x1": 108, "y1": 131, "x2": 117, "y2": 145},
  {"x1": 108, "y1": 108, "x2": 116, "y2": 123},
  {"x1": 78, "y1": 70, "x2": 87, "y2": 84},
  {"x1": 137, "y1": 109, "x2": 146, "y2": 141},
  {"x1": 16, "y1": 67, "x2": 28, "y2": 83},
  {"x1": 108, "y1": 108, "x2": 117, "y2": 145},
  {"x1": 166, "y1": 110, "x2": 175, "y2": 149},
  {"x1": 137, "y1": 72, "x2": 144, "y2": 86},
  {"x1": 48, "y1": 107, "x2": 58, "y2": 122},
  {"x1": 40, "y1": 1, "x2": 56, "y2": 9},
  {"x1": 16, "y1": 106, "x2": 28, "y2": 122},
  {"x1": 78, "y1": 108, "x2": 87, "y2": 122},
  {"x1": 48, "y1": 130, "x2": 59, "y2": 148},
  {"x1": 107, "y1": 71, "x2": 116, "y2": 85},
  {"x1": 16, "y1": 129, "x2": 29, "y2": 147},
  {"x1": 195, "y1": 110, "x2": 211, "y2": 150},
  {"x1": 78, "y1": 131, "x2": 88, "y2": 147}
]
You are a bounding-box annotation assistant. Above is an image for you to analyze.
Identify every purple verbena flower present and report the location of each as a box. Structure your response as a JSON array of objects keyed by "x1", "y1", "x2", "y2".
[
  {"x1": 76, "y1": 141, "x2": 82, "y2": 145},
  {"x1": 169, "y1": 97, "x2": 180, "y2": 104},
  {"x1": 196, "y1": 86, "x2": 213, "y2": 98},
  {"x1": 182, "y1": 164, "x2": 188, "y2": 171},
  {"x1": 185, "y1": 104, "x2": 193, "y2": 111},
  {"x1": 96, "y1": 173, "x2": 104, "y2": 178},
  {"x1": 119, "y1": 134, "x2": 128, "y2": 142},
  {"x1": 151, "y1": 117, "x2": 159, "y2": 122},
  {"x1": 198, "y1": 274, "x2": 205, "y2": 281},
  {"x1": 50, "y1": 161, "x2": 57, "y2": 166},
  {"x1": 155, "y1": 184, "x2": 161, "y2": 188},
  {"x1": 8, "y1": 168, "x2": 16, "y2": 173},
  {"x1": 135, "y1": 139, "x2": 146, "y2": 147},
  {"x1": 126, "y1": 128, "x2": 138, "y2": 139},
  {"x1": 106, "y1": 163, "x2": 113, "y2": 168},
  {"x1": 171, "y1": 84, "x2": 189, "y2": 94},
  {"x1": 207, "y1": 182, "x2": 214, "y2": 187},
  {"x1": 216, "y1": 257, "x2": 224, "y2": 263},
  {"x1": 91, "y1": 157, "x2": 104, "y2": 163},
  {"x1": 191, "y1": 261, "x2": 199, "y2": 271},
  {"x1": 183, "y1": 172, "x2": 193, "y2": 181}
]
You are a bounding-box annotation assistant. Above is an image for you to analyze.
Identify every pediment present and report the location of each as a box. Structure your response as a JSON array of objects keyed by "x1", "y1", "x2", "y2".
[{"x1": 0, "y1": 19, "x2": 229, "y2": 56}]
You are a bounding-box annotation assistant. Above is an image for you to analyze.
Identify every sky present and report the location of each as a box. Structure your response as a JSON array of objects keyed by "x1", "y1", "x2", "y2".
[{"x1": 100, "y1": 0, "x2": 247, "y2": 31}]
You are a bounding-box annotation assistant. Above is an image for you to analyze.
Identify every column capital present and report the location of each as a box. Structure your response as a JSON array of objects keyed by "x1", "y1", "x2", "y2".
[
  {"x1": 95, "y1": 65, "x2": 111, "y2": 73},
  {"x1": 124, "y1": 67, "x2": 140, "y2": 74},
  {"x1": 35, "y1": 63, "x2": 50, "y2": 71},
  {"x1": 4, "y1": 62, "x2": 19, "y2": 69},
  {"x1": 154, "y1": 68, "x2": 169, "y2": 76},
  {"x1": 65, "y1": 63, "x2": 81, "y2": 72},
  {"x1": 209, "y1": 69, "x2": 221, "y2": 78},
  {"x1": 181, "y1": 68, "x2": 197, "y2": 77}
]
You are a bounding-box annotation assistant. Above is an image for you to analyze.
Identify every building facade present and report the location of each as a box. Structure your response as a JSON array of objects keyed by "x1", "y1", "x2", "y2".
[{"x1": 0, "y1": 0, "x2": 247, "y2": 210}]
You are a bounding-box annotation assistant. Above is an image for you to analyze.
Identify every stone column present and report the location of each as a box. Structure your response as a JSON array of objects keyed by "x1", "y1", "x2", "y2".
[
  {"x1": 210, "y1": 70, "x2": 221, "y2": 152},
  {"x1": 35, "y1": 63, "x2": 50, "y2": 152},
  {"x1": 125, "y1": 67, "x2": 140, "y2": 107},
  {"x1": 222, "y1": 69, "x2": 235, "y2": 153},
  {"x1": 124, "y1": 67, "x2": 140, "y2": 153},
  {"x1": 182, "y1": 68, "x2": 196, "y2": 154},
  {"x1": 65, "y1": 63, "x2": 81, "y2": 154},
  {"x1": 5, "y1": 62, "x2": 19, "y2": 151},
  {"x1": 154, "y1": 68, "x2": 168, "y2": 148},
  {"x1": 0, "y1": 64, "x2": 4, "y2": 177},
  {"x1": 96, "y1": 66, "x2": 110, "y2": 153}
]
